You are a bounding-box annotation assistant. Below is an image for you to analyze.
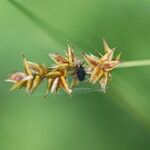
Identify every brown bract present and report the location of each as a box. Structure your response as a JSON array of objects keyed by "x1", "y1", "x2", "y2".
[
  {"x1": 83, "y1": 39, "x2": 121, "y2": 92},
  {"x1": 49, "y1": 45, "x2": 78, "y2": 69},
  {"x1": 45, "y1": 68, "x2": 72, "y2": 97}
]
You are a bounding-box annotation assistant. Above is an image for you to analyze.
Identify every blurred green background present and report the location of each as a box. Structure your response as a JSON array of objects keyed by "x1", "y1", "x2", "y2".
[{"x1": 0, "y1": 0, "x2": 150, "y2": 150}]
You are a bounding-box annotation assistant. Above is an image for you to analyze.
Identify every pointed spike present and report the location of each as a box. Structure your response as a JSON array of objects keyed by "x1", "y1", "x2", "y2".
[
  {"x1": 83, "y1": 53, "x2": 99, "y2": 66},
  {"x1": 10, "y1": 80, "x2": 26, "y2": 91},
  {"x1": 103, "y1": 38, "x2": 111, "y2": 53},
  {"x1": 96, "y1": 51, "x2": 103, "y2": 57},
  {"x1": 26, "y1": 79, "x2": 33, "y2": 92},
  {"x1": 116, "y1": 52, "x2": 122, "y2": 60},
  {"x1": 60, "y1": 76, "x2": 72, "y2": 95},
  {"x1": 30, "y1": 75, "x2": 41, "y2": 93},
  {"x1": 51, "y1": 77, "x2": 59, "y2": 93},
  {"x1": 44, "y1": 78, "x2": 53, "y2": 98},
  {"x1": 99, "y1": 72, "x2": 108, "y2": 93}
]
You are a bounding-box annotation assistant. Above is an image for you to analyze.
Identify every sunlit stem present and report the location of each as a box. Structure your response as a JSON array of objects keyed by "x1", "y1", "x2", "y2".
[{"x1": 118, "y1": 60, "x2": 150, "y2": 68}]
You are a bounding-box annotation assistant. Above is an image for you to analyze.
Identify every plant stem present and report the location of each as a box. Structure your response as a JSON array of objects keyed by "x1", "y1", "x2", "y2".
[{"x1": 118, "y1": 60, "x2": 150, "y2": 68}]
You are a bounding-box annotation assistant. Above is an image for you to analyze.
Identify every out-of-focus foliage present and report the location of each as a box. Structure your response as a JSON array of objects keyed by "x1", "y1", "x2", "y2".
[{"x1": 0, "y1": 0, "x2": 150, "y2": 150}]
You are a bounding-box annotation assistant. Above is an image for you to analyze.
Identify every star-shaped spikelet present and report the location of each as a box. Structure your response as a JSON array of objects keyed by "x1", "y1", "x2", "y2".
[
  {"x1": 47, "y1": 45, "x2": 81, "y2": 94},
  {"x1": 6, "y1": 56, "x2": 48, "y2": 93},
  {"x1": 83, "y1": 39, "x2": 121, "y2": 92}
]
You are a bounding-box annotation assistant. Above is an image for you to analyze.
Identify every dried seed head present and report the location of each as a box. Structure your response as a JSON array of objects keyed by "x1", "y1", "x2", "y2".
[{"x1": 6, "y1": 40, "x2": 123, "y2": 96}]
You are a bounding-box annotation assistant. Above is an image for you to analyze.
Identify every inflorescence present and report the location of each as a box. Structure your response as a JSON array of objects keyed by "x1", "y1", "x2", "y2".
[{"x1": 5, "y1": 39, "x2": 121, "y2": 96}]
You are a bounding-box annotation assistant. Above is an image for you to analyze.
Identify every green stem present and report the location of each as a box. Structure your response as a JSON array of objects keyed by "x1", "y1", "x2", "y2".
[{"x1": 118, "y1": 60, "x2": 150, "y2": 68}]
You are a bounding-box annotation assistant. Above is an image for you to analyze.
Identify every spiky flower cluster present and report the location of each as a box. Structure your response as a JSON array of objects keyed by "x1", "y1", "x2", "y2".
[{"x1": 5, "y1": 40, "x2": 121, "y2": 96}]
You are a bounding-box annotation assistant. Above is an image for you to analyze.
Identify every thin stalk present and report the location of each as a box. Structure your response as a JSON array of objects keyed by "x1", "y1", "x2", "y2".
[{"x1": 118, "y1": 59, "x2": 150, "y2": 68}]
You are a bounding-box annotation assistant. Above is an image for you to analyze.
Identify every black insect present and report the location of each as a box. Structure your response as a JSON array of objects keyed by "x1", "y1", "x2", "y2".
[{"x1": 76, "y1": 64, "x2": 86, "y2": 81}]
